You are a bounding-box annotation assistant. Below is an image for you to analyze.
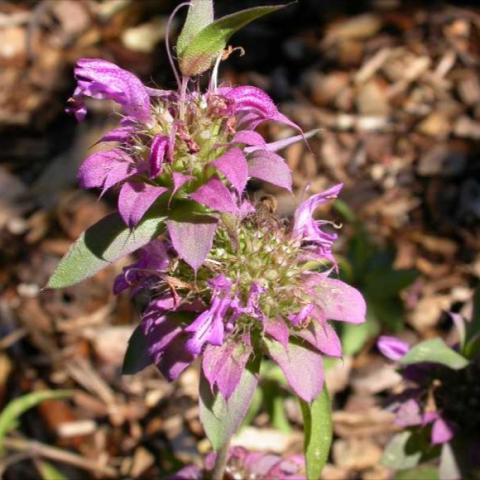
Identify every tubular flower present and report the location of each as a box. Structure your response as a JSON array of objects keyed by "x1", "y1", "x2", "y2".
[{"x1": 117, "y1": 185, "x2": 366, "y2": 402}]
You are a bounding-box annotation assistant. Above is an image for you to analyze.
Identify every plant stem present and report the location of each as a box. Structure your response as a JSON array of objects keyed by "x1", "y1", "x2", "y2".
[
  {"x1": 211, "y1": 440, "x2": 230, "y2": 480},
  {"x1": 179, "y1": 75, "x2": 189, "y2": 121}
]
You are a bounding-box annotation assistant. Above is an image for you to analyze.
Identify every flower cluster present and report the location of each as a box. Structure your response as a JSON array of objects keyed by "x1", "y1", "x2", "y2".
[
  {"x1": 68, "y1": 56, "x2": 366, "y2": 403},
  {"x1": 378, "y1": 332, "x2": 480, "y2": 476},
  {"x1": 171, "y1": 447, "x2": 305, "y2": 479}
]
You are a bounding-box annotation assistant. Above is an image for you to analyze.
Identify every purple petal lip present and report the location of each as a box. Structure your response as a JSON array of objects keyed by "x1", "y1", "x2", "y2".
[
  {"x1": 68, "y1": 58, "x2": 152, "y2": 123},
  {"x1": 77, "y1": 149, "x2": 137, "y2": 194},
  {"x1": 377, "y1": 336, "x2": 410, "y2": 361},
  {"x1": 149, "y1": 135, "x2": 169, "y2": 178}
]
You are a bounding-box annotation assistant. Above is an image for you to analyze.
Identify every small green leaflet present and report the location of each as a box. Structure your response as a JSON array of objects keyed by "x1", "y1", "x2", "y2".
[
  {"x1": 176, "y1": 0, "x2": 214, "y2": 56},
  {"x1": 47, "y1": 212, "x2": 165, "y2": 289},
  {"x1": 400, "y1": 338, "x2": 468, "y2": 370},
  {"x1": 179, "y1": 5, "x2": 287, "y2": 76},
  {"x1": 36, "y1": 461, "x2": 68, "y2": 480},
  {"x1": 199, "y1": 357, "x2": 259, "y2": 451},
  {"x1": 299, "y1": 386, "x2": 332, "y2": 480},
  {"x1": 0, "y1": 390, "x2": 72, "y2": 454}
]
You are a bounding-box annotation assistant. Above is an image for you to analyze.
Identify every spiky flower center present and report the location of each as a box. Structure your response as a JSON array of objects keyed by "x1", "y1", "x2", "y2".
[
  {"x1": 128, "y1": 94, "x2": 235, "y2": 185},
  {"x1": 164, "y1": 211, "x2": 321, "y2": 335}
]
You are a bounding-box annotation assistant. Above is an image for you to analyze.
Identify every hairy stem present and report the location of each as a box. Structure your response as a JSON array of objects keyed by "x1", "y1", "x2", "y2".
[{"x1": 211, "y1": 440, "x2": 230, "y2": 480}]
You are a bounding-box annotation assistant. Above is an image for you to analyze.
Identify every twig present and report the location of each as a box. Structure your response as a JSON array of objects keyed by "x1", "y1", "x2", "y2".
[{"x1": 3, "y1": 437, "x2": 117, "y2": 478}]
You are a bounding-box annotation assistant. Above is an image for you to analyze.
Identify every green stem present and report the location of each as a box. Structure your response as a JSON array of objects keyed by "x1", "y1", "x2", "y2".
[
  {"x1": 211, "y1": 440, "x2": 230, "y2": 480},
  {"x1": 179, "y1": 75, "x2": 189, "y2": 121}
]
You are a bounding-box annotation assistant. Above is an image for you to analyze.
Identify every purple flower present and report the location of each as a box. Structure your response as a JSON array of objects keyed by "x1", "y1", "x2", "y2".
[
  {"x1": 69, "y1": 59, "x2": 305, "y2": 238},
  {"x1": 67, "y1": 58, "x2": 152, "y2": 123},
  {"x1": 293, "y1": 183, "x2": 343, "y2": 264},
  {"x1": 377, "y1": 335, "x2": 461, "y2": 447},
  {"x1": 170, "y1": 447, "x2": 306, "y2": 479},
  {"x1": 118, "y1": 185, "x2": 366, "y2": 403}
]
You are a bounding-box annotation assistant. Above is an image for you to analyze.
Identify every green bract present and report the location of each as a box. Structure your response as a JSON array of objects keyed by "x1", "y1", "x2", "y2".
[{"x1": 178, "y1": 5, "x2": 286, "y2": 76}]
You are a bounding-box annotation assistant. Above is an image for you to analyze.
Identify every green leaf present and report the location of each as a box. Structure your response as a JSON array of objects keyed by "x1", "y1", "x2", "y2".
[
  {"x1": 0, "y1": 390, "x2": 72, "y2": 453},
  {"x1": 122, "y1": 325, "x2": 153, "y2": 375},
  {"x1": 382, "y1": 431, "x2": 422, "y2": 470},
  {"x1": 465, "y1": 287, "x2": 480, "y2": 348},
  {"x1": 341, "y1": 311, "x2": 379, "y2": 355},
  {"x1": 299, "y1": 386, "x2": 332, "y2": 480},
  {"x1": 333, "y1": 199, "x2": 357, "y2": 223},
  {"x1": 365, "y1": 268, "x2": 418, "y2": 300},
  {"x1": 179, "y1": 5, "x2": 287, "y2": 76},
  {"x1": 400, "y1": 338, "x2": 468, "y2": 370},
  {"x1": 36, "y1": 461, "x2": 68, "y2": 480},
  {"x1": 199, "y1": 356, "x2": 260, "y2": 451},
  {"x1": 47, "y1": 212, "x2": 165, "y2": 289},
  {"x1": 395, "y1": 466, "x2": 439, "y2": 480},
  {"x1": 176, "y1": 0, "x2": 214, "y2": 56}
]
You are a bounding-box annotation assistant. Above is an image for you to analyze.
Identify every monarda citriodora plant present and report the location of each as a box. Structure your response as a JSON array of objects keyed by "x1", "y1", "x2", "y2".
[{"x1": 47, "y1": 2, "x2": 366, "y2": 479}]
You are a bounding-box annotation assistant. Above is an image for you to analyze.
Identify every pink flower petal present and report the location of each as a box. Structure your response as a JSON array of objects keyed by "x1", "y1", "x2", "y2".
[
  {"x1": 377, "y1": 336, "x2": 410, "y2": 361},
  {"x1": 432, "y1": 417, "x2": 454, "y2": 445},
  {"x1": 202, "y1": 339, "x2": 252, "y2": 399},
  {"x1": 248, "y1": 151, "x2": 292, "y2": 191},
  {"x1": 265, "y1": 338, "x2": 324, "y2": 402},
  {"x1": 190, "y1": 176, "x2": 239, "y2": 213},
  {"x1": 303, "y1": 274, "x2": 366, "y2": 324},
  {"x1": 298, "y1": 319, "x2": 342, "y2": 357},
  {"x1": 232, "y1": 130, "x2": 266, "y2": 146},
  {"x1": 167, "y1": 217, "x2": 218, "y2": 271}
]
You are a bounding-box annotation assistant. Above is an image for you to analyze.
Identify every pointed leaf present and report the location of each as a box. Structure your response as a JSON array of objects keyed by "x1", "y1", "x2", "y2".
[
  {"x1": 179, "y1": 5, "x2": 286, "y2": 76},
  {"x1": 122, "y1": 325, "x2": 153, "y2": 375},
  {"x1": 190, "y1": 176, "x2": 238, "y2": 213},
  {"x1": 47, "y1": 212, "x2": 166, "y2": 289},
  {"x1": 211, "y1": 148, "x2": 248, "y2": 194},
  {"x1": 248, "y1": 150, "x2": 292, "y2": 191},
  {"x1": 265, "y1": 338, "x2": 324, "y2": 402},
  {"x1": 167, "y1": 214, "x2": 218, "y2": 271},
  {"x1": 118, "y1": 181, "x2": 167, "y2": 228},
  {"x1": 299, "y1": 386, "x2": 332, "y2": 480},
  {"x1": 199, "y1": 356, "x2": 260, "y2": 451},
  {"x1": 176, "y1": 0, "x2": 214, "y2": 55},
  {"x1": 400, "y1": 338, "x2": 468, "y2": 370},
  {"x1": 0, "y1": 390, "x2": 73, "y2": 453}
]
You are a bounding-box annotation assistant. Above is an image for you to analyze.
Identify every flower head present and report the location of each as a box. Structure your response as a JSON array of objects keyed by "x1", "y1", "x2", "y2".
[
  {"x1": 117, "y1": 185, "x2": 366, "y2": 401},
  {"x1": 378, "y1": 335, "x2": 480, "y2": 447},
  {"x1": 170, "y1": 447, "x2": 305, "y2": 480}
]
